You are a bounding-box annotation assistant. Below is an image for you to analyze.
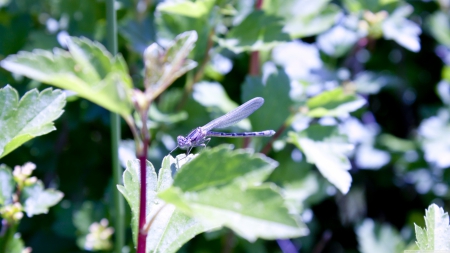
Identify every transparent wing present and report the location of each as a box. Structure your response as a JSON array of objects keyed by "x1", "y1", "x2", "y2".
[{"x1": 202, "y1": 97, "x2": 264, "y2": 131}]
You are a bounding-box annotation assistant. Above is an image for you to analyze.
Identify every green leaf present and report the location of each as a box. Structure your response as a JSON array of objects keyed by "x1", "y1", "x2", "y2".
[
  {"x1": 288, "y1": 126, "x2": 354, "y2": 194},
  {"x1": 356, "y1": 219, "x2": 406, "y2": 253},
  {"x1": 263, "y1": 0, "x2": 341, "y2": 38},
  {"x1": 0, "y1": 85, "x2": 66, "y2": 159},
  {"x1": 22, "y1": 181, "x2": 64, "y2": 217},
  {"x1": 306, "y1": 87, "x2": 366, "y2": 118},
  {"x1": 159, "y1": 146, "x2": 308, "y2": 242},
  {"x1": 414, "y1": 204, "x2": 450, "y2": 250},
  {"x1": 4, "y1": 233, "x2": 25, "y2": 253},
  {"x1": 118, "y1": 157, "x2": 215, "y2": 253},
  {"x1": 117, "y1": 159, "x2": 157, "y2": 245},
  {"x1": 343, "y1": 0, "x2": 400, "y2": 13},
  {"x1": 0, "y1": 164, "x2": 15, "y2": 205},
  {"x1": 217, "y1": 10, "x2": 290, "y2": 54},
  {"x1": 157, "y1": 0, "x2": 215, "y2": 18},
  {"x1": 1, "y1": 37, "x2": 133, "y2": 117},
  {"x1": 427, "y1": 11, "x2": 450, "y2": 47},
  {"x1": 242, "y1": 68, "x2": 292, "y2": 132}
]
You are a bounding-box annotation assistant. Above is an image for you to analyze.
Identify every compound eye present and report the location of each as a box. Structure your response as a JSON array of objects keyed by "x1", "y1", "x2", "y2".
[{"x1": 177, "y1": 136, "x2": 185, "y2": 144}]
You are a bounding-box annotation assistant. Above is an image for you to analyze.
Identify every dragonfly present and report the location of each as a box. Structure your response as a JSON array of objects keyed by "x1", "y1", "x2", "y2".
[{"x1": 171, "y1": 97, "x2": 275, "y2": 155}]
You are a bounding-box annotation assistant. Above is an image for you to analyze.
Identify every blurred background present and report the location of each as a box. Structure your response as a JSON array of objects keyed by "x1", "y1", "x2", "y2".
[{"x1": 1, "y1": 0, "x2": 450, "y2": 252}]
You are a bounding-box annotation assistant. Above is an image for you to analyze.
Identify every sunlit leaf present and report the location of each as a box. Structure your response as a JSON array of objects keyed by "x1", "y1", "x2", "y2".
[
  {"x1": 317, "y1": 25, "x2": 360, "y2": 57},
  {"x1": 4, "y1": 233, "x2": 25, "y2": 253},
  {"x1": 356, "y1": 219, "x2": 406, "y2": 253},
  {"x1": 343, "y1": 0, "x2": 400, "y2": 13},
  {"x1": 22, "y1": 181, "x2": 64, "y2": 217},
  {"x1": 157, "y1": 0, "x2": 215, "y2": 18},
  {"x1": 414, "y1": 204, "x2": 450, "y2": 250},
  {"x1": 264, "y1": 0, "x2": 341, "y2": 38},
  {"x1": 0, "y1": 85, "x2": 66, "y2": 159},
  {"x1": 427, "y1": 11, "x2": 450, "y2": 47},
  {"x1": 418, "y1": 109, "x2": 450, "y2": 169},
  {"x1": 159, "y1": 146, "x2": 308, "y2": 242},
  {"x1": 0, "y1": 164, "x2": 15, "y2": 205},
  {"x1": 217, "y1": 10, "x2": 290, "y2": 53},
  {"x1": 289, "y1": 126, "x2": 354, "y2": 194},
  {"x1": 382, "y1": 5, "x2": 421, "y2": 52},
  {"x1": 1, "y1": 37, "x2": 133, "y2": 117},
  {"x1": 352, "y1": 71, "x2": 391, "y2": 95},
  {"x1": 306, "y1": 87, "x2": 366, "y2": 118},
  {"x1": 117, "y1": 159, "x2": 157, "y2": 245}
]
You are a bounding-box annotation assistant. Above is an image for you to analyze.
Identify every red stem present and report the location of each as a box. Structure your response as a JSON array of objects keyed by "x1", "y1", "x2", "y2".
[
  {"x1": 249, "y1": 0, "x2": 262, "y2": 76},
  {"x1": 137, "y1": 137, "x2": 149, "y2": 253}
]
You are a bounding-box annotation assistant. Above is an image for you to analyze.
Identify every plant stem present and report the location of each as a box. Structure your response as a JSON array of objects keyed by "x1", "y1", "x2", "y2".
[
  {"x1": 249, "y1": 0, "x2": 263, "y2": 76},
  {"x1": 137, "y1": 107, "x2": 151, "y2": 253},
  {"x1": 106, "y1": 1, "x2": 125, "y2": 253},
  {"x1": 137, "y1": 136, "x2": 149, "y2": 253}
]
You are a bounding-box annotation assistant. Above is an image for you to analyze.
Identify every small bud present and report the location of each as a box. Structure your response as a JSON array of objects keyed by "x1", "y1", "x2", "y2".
[
  {"x1": 25, "y1": 177, "x2": 37, "y2": 186},
  {"x1": 22, "y1": 247, "x2": 32, "y2": 253},
  {"x1": 21, "y1": 163, "x2": 36, "y2": 176},
  {"x1": 13, "y1": 211, "x2": 23, "y2": 221}
]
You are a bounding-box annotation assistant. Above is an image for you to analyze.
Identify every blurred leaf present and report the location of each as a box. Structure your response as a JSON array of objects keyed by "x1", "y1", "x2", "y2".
[
  {"x1": 442, "y1": 66, "x2": 450, "y2": 83},
  {"x1": 157, "y1": 0, "x2": 215, "y2": 18},
  {"x1": 159, "y1": 146, "x2": 308, "y2": 242},
  {"x1": 382, "y1": 5, "x2": 421, "y2": 52},
  {"x1": 149, "y1": 104, "x2": 188, "y2": 125},
  {"x1": 5, "y1": 234, "x2": 25, "y2": 253},
  {"x1": 217, "y1": 10, "x2": 290, "y2": 53},
  {"x1": 22, "y1": 181, "x2": 64, "y2": 217},
  {"x1": 343, "y1": 0, "x2": 400, "y2": 13},
  {"x1": 1, "y1": 37, "x2": 133, "y2": 117},
  {"x1": 418, "y1": 109, "x2": 450, "y2": 168},
  {"x1": 317, "y1": 25, "x2": 360, "y2": 57},
  {"x1": 242, "y1": 68, "x2": 292, "y2": 131},
  {"x1": 0, "y1": 85, "x2": 66, "y2": 159},
  {"x1": 356, "y1": 219, "x2": 406, "y2": 253},
  {"x1": 355, "y1": 144, "x2": 390, "y2": 170},
  {"x1": 144, "y1": 31, "x2": 198, "y2": 100},
  {"x1": 289, "y1": 126, "x2": 354, "y2": 194},
  {"x1": 0, "y1": 164, "x2": 15, "y2": 205},
  {"x1": 437, "y1": 80, "x2": 450, "y2": 105},
  {"x1": 118, "y1": 157, "x2": 215, "y2": 252},
  {"x1": 306, "y1": 87, "x2": 366, "y2": 118},
  {"x1": 0, "y1": 0, "x2": 11, "y2": 7},
  {"x1": 353, "y1": 71, "x2": 391, "y2": 95},
  {"x1": 427, "y1": 11, "x2": 450, "y2": 47},
  {"x1": 263, "y1": 0, "x2": 341, "y2": 38},
  {"x1": 415, "y1": 204, "x2": 450, "y2": 250},
  {"x1": 379, "y1": 134, "x2": 416, "y2": 152},
  {"x1": 156, "y1": 0, "x2": 213, "y2": 62},
  {"x1": 73, "y1": 201, "x2": 97, "y2": 235}
]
